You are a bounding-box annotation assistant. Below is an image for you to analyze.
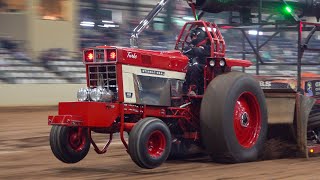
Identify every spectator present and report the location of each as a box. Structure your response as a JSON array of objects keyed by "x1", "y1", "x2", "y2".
[{"x1": 1, "y1": 38, "x2": 17, "y2": 50}]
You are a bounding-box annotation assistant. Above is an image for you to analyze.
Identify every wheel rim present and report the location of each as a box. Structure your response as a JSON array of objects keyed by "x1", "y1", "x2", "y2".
[
  {"x1": 233, "y1": 92, "x2": 261, "y2": 148},
  {"x1": 68, "y1": 127, "x2": 86, "y2": 152},
  {"x1": 147, "y1": 130, "x2": 166, "y2": 158}
]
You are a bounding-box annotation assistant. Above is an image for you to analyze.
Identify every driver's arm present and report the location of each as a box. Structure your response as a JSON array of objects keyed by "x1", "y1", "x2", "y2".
[
  {"x1": 193, "y1": 45, "x2": 210, "y2": 57},
  {"x1": 183, "y1": 45, "x2": 210, "y2": 56}
]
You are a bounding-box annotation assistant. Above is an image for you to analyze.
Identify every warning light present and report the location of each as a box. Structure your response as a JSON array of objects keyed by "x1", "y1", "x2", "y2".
[
  {"x1": 310, "y1": 149, "x2": 314, "y2": 153},
  {"x1": 281, "y1": 5, "x2": 294, "y2": 15},
  {"x1": 110, "y1": 52, "x2": 116, "y2": 59},
  {"x1": 88, "y1": 53, "x2": 94, "y2": 60},
  {"x1": 285, "y1": 6, "x2": 292, "y2": 13},
  {"x1": 84, "y1": 50, "x2": 94, "y2": 62},
  {"x1": 108, "y1": 49, "x2": 117, "y2": 61}
]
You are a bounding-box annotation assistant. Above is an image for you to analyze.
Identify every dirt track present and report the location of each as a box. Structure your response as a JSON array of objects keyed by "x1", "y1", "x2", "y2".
[{"x1": 1, "y1": 107, "x2": 320, "y2": 179}]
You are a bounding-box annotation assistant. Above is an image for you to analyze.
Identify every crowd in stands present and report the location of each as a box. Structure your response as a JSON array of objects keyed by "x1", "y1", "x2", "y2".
[
  {"x1": 0, "y1": 38, "x2": 76, "y2": 84},
  {"x1": 1, "y1": 24, "x2": 320, "y2": 84},
  {"x1": 79, "y1": 19, "x2": 178, "y2": 51},
  {"x1": 0, "y1": 37, "x2": 30, "y2": 61}
]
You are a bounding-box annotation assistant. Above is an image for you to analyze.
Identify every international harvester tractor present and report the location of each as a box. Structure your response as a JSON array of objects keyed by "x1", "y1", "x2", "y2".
[{"x1": 48, "y1": 0, "x2": 320, "y2": 169}]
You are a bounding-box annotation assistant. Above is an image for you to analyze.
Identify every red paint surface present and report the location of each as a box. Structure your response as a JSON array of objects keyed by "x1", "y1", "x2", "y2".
[
  {"x1": 88, "y1": 46, "x2": 189, "y2": 73},
  {"x1": 233, "y1": 92, "x2": 261, "y2": 148},
  {"x1": 147, "y1": 130, "x2": 166, "y2": 158},
  {"x1": 49, "y1": 102, "x2": 121, "y2": 127}
]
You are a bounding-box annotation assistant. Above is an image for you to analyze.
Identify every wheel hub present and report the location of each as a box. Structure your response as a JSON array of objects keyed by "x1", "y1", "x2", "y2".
[
  {"x1": 147, "y1": 130, "x2": 166, "y2": 158},
  {"x1": 233, "y1": 92, "x2": 261, "y2": 148},
  {"x1": 68, "y1": 128, "x2": 86, "y2": 152},
  {"x1": 240, "y1": 112, "x2": 249, "y2": 127}
]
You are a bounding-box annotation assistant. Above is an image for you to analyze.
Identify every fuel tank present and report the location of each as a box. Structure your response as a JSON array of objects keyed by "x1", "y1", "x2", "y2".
[{"x1": 193, "y1": 0, "x2": 320, "y2": 18}]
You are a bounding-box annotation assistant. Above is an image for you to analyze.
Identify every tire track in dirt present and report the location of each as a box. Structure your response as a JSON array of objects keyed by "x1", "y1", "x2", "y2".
[{"x1": 1, "y1": 107, "x2": 320, "y2": 179}]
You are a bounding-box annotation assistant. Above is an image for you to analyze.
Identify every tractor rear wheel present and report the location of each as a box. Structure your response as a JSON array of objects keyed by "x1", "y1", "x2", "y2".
[
  {"x1": 200, "y1": 72, "x2": 267, "y2": 163},
  {"x1": 50, "y1": 126, "x2": 90, "y2": 163},
  {"x1": 128, "y1": 117, "x2": 171, "y2": 169}
]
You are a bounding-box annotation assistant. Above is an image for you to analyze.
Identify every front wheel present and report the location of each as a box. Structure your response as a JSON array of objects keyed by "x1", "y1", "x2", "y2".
[
  {"x1": 128, "y1": 117, "x2": 172, "y2": 169},
  {"x1": 50, "y1": 126, "x2": 90, "y2": 163},
  {"x1": 200, "y1": 72, "x2": 268, "y2": 163}
]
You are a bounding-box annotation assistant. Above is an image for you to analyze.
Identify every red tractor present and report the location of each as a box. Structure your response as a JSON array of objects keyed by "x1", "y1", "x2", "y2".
[{"x1": 48, "y1": 0, "x2": 320, "y2": 169}]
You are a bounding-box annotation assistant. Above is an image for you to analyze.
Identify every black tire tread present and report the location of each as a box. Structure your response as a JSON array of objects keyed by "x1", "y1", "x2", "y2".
[
  {"x1": 200, "y1": 72, "x2": 267, "y2": 163},
  {"x1": 128, "y1": 117, "x2": 171, "y2": 169},
  {"x1": 49, "y1": 126, "x2": 90, "y2": 163}
]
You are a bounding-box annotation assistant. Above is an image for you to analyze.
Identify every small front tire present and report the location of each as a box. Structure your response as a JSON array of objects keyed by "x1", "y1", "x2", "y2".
[
  {"x1": 128, "y1": 117, "x2": 172, "y2": 169},
  {"x1": 50, "y1": 126, "x2": 90, "y2": 163}
]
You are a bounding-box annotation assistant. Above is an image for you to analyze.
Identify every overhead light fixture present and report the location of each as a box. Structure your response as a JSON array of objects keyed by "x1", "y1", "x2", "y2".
[
  {"x1": 248, "y1": 30, "x2": 263, "y2": 36},
  {"x1": 102, "y1": 20, "x2": 115, "y2": 24},
  {"x1": 182, "y1": 16, "x2": 195, "y2": 21},
  {"x1": 80, "y1": 21, "x2": 95, "y2": 27}
]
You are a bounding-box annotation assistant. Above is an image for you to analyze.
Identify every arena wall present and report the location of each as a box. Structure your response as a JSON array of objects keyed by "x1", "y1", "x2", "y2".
[{"x1": 0, "y1": 84, "x2": 85, "y2": 107}]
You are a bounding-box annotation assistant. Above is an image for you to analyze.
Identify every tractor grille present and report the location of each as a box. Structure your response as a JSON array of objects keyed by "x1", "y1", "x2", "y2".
[{"x1": 88, "y1": 64, "x2": 118, "y2": 100}]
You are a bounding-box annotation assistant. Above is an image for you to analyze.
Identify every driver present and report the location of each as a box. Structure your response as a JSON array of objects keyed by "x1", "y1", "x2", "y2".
[{"x1": 182, "y1": 27, "x2": 210, "y2": 95}]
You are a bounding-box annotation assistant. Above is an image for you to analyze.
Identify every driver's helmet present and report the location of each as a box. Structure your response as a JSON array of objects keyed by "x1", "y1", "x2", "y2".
[{"x1": 190, "y1": 27, "x2": 207, "y2": 46}]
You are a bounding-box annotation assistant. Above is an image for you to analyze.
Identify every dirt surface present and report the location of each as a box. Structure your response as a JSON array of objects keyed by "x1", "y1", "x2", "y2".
[{"x1": 1, "y1": 107, "x2": 320, "y2": 180}]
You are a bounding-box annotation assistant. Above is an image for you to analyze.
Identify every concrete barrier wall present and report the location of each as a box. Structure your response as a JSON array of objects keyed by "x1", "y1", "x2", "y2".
[{"x1": 0, "y1": 84, "x2": 85, "y2": 107}]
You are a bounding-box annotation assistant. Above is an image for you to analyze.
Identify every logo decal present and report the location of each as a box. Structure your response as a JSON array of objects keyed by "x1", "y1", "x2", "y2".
[
  {"x1": 127, "y1": 52, "x2": 137, "y2": 59},
  {"x1": 141, "y1": 69, "x2": 165, "y2": 76},
  {"x1": 306, "y1": 82, "x2": 313, "y2": 96},
  {"x1": 259, "y1": 81, "x2": 271, "y2": 88},
  {"x1": 125, "y1": 92, "x2": 133, "y2": 98}
]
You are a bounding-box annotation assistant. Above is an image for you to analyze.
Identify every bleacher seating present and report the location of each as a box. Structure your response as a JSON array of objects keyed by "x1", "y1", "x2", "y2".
[
  {"x1": 0, "y1": 49, "x2": 68, "y2": 83},
  {"x1": 223, "y1": 31, "x2": 320, "y2": 69},
  {"x1": 44, "y1": 59, "x2": 86, "y2": 83},
  {"x1": 233, "y1": 64, "x2": 320, "y2": 76},
  {"x1": 1, "y1": 30, "x2": 320, "y2": 84},
  {"x1": 220, "y1": 31, "x2": 320, "y2": 75}
]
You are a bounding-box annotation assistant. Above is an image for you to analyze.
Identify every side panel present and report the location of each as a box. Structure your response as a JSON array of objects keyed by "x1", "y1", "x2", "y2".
[
  {"x1": 122, "y1": 72, "x2": 137, "y2": 103},
  {"x1": 257, "y1": 76, "x2": 297, "y2": 124},
  {"x1": 133, "y1": 74, "x2": 171, "y2": 106},
  {"x1": 122, "y1": 64, "x2": 186, "y2": 80},
  {"x1": 122, "y1": 64, "x2": 186, "y2": 106},
  {"x1": 266, "y1": 95, "x2": 296, "y2": 124},
  {"x1": 57, "y1": 102, "x2": 120, "y2": 127}
]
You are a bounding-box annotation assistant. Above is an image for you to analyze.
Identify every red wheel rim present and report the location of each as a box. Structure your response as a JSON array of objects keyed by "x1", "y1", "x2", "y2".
[
  {"x1": 68, "y1": 127, "x2": 86, "y2": 152},
  {"x1": 233, "y1": 92, "x2": 261, "y2": 148},
  {"x1": 147, "y1": 130, "x2": 166, "y2": 158}
]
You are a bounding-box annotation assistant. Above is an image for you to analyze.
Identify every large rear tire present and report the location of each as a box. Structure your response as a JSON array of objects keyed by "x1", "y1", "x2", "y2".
[
  {"x1": 128, "y1": 117, "x2": 171, "y2": 169},
  {"x1": 50, "y1": 126, "x2": 90, "y2": 163},
  {"x1": 200, "y1": 72, "x2": 267, "y2": 163}
]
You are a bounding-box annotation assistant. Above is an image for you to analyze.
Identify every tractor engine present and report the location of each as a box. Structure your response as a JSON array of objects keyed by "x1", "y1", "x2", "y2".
[{"x1": 79, "y1": 47, "x2": 189, "y2": 107}]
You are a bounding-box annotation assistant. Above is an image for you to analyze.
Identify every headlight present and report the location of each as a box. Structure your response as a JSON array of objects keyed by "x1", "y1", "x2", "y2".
[
  {"x1": 102, "y1": 89, "x2": 114, "y2": 102},
  {"x1": 209, "y1": 60, "x2": 215, "y2": 67},
  {"x1": 89, "y1": 87, "x2": 114, "y2": 102},
  {"x1": 90, "y1": 87, "x2": 102, "y2": 102},
  {"x1": 219, "y1": 60, "x2": 226, "y2": 67},
  {"x1": 77, "y1": 88, "x2": 89, "y2": 102}
]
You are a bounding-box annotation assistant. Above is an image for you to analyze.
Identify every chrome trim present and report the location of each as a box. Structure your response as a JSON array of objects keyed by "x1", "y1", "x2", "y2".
[
  {"x1": 94, "y1": 49, "x2": 105, "y2": 63},
  {"x1": 88, "y1": 64, "x2": 118, "y2": 100},
  {"x1": 130, "y1": 0, "x2": 172, "y2": 48}
]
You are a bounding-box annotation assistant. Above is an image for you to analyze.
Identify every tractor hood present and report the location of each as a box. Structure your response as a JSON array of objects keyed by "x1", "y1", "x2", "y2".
[{"x1": 85, "y1": 46, "x2": 189, "y2": 73}]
